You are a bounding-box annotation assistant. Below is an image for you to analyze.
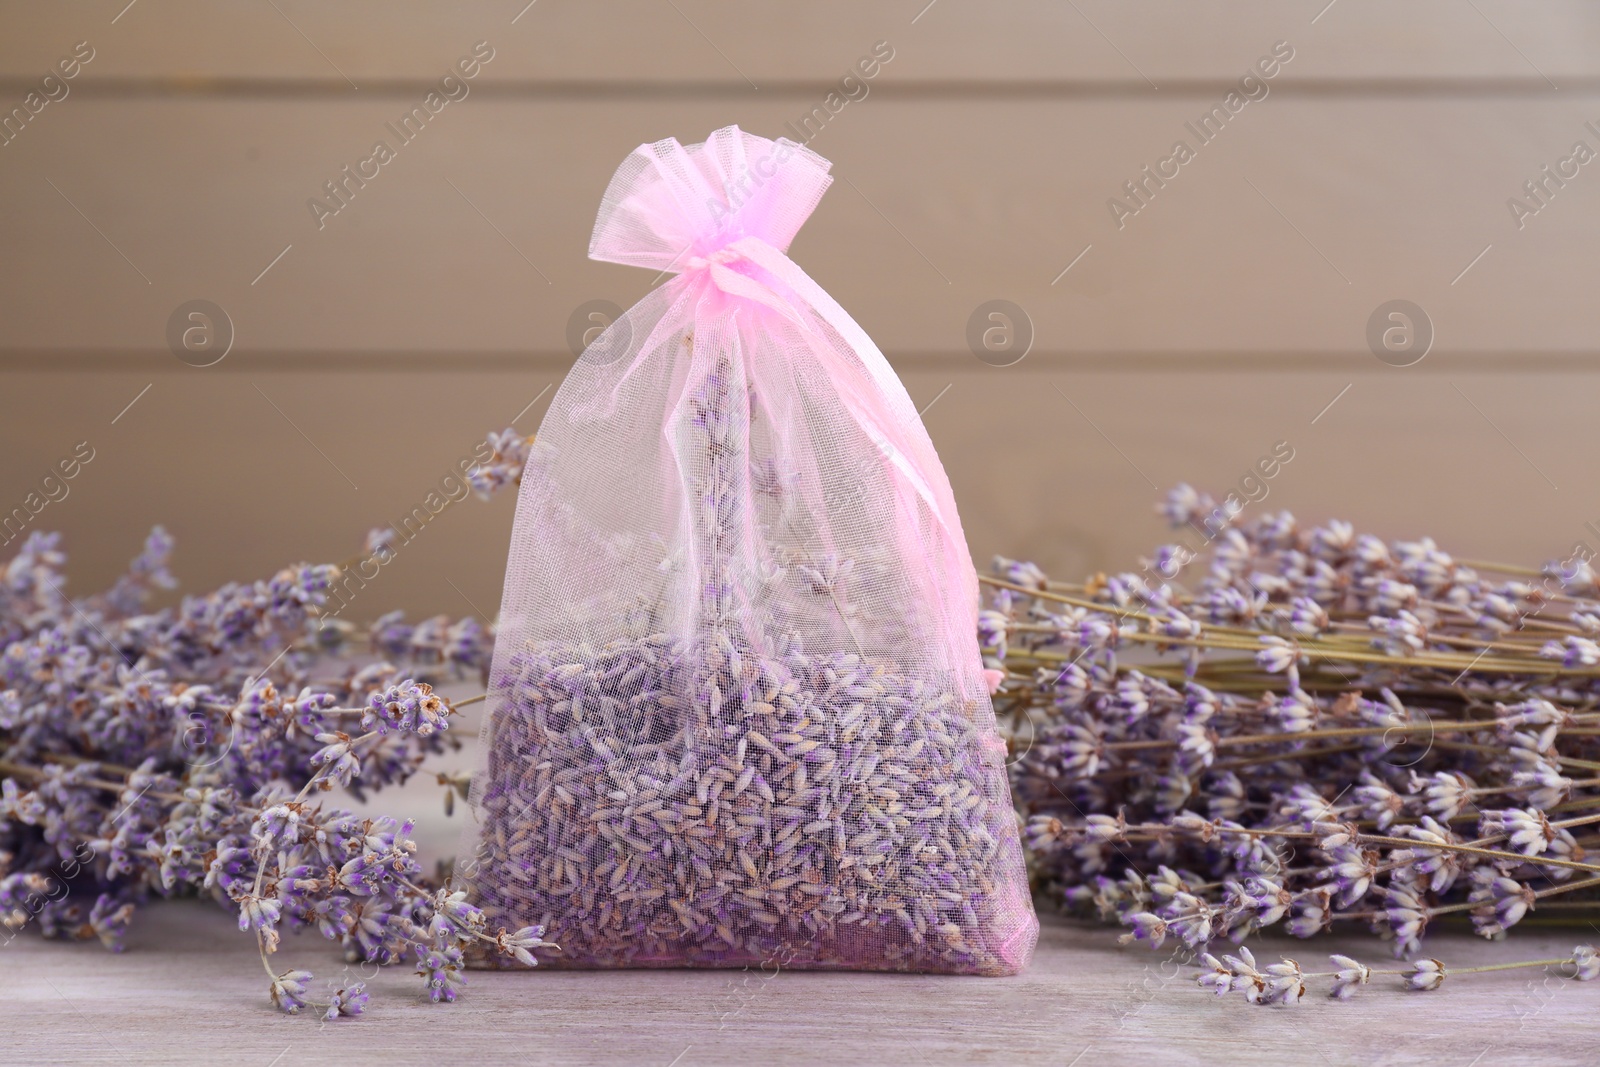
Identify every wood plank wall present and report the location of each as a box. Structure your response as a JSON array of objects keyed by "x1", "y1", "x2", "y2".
[{"x1": 1, "y1": 1, "x2": 1598, "y2": 622}]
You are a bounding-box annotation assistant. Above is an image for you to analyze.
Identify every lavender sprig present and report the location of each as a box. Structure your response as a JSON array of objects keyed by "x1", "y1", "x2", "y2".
[{"x1": 1197, "y1": 944, "x2": 1598, "y2": 1004}]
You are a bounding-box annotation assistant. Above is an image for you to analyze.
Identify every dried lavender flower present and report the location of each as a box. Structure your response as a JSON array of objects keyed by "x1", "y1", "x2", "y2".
[
  {"x1": 1404, "y1": 958, "x2": 1446, "y2": 991},
  {"x1": 1328, "y1": 954, "x2": 1370, "y2": 1000}
]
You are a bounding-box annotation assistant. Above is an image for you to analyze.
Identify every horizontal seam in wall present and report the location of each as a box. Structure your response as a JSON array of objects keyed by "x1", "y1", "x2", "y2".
[
  {"x1": 2, "y1": 351, "x2": 1598, "y2": 374},
  {"x1": 0, "y1": 77, "x2": 1596, "y2": 100}
]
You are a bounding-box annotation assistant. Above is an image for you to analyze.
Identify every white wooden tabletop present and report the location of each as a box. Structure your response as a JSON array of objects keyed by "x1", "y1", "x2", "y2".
[{"x1": 6, "y1": 899, "x2": 1596, "y2": 1066}]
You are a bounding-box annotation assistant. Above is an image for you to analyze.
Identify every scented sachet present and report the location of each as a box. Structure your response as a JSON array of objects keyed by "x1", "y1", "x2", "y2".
[{"x1": 459, "y1": 126, "x2": 1037, "y2": 974}]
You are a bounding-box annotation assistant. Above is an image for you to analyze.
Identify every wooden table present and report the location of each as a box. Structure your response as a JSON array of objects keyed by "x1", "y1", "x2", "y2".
[{"x1": 6, "y1": 898, "x2": 1595, "y2": 1066}]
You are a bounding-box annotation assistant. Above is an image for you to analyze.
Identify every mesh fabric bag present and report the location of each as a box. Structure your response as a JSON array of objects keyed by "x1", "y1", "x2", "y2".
[{"x1": 460, "y1": 126, "x2": 1038, "y2": 974}]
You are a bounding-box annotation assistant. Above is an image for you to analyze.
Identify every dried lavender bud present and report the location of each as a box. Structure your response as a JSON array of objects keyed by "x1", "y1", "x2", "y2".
[
  {"x1": 1328, "y1": 955, "x2": 1370, "y2": 1000},
  {"x1": 461, "y1": 636, "x2": 1028, "y2": 974},
  {"x1": 1404, "y1": 958, "x2": 1446, "y2": 991},
  {"x1": 468, "y1": 428, "x2": 532, "y2": 499},
  {"x1": 269, "y1": 969, "x2": 315, "y2": 1014}
]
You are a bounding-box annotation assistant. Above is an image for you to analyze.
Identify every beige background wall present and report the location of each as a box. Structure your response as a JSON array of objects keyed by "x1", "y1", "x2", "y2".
[{"x1": 2, "y1": 2, "x2": 1598, "y2": 623}]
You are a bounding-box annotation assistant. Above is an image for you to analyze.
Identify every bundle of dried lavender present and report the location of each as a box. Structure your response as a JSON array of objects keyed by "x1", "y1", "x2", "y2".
[
  {"x1": 984, "y1": 485, "x2": 1600, "y2": 1001},
  {"x1": 0, "y1": 525, "x2": 549, "y2": 1019}
]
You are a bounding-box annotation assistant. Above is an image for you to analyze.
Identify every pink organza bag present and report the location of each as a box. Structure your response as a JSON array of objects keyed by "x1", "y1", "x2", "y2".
[{"x1": 460, "y1": 126, "x2": 1037, "y2": 974}]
